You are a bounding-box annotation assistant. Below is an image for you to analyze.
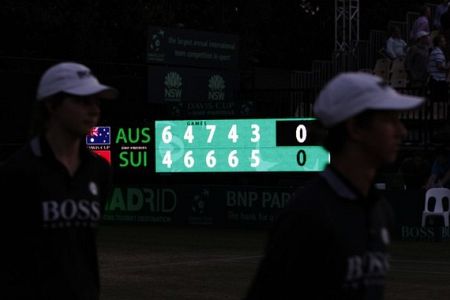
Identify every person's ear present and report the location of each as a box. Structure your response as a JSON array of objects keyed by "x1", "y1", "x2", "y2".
[
  {"x1": 44, "y1": 99, "x2": 64, "y2": 116},
  {"x1": 345, "y1": 118, "x2": 365, "y2": 142},
  {"x1": 44, "y1": 101, "x2": 55, "y2": 113}
]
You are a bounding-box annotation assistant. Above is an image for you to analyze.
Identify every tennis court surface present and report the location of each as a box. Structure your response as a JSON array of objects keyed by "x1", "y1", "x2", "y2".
[{"x1": 98, "y1": 224, "x2": 450, "y2": 300}]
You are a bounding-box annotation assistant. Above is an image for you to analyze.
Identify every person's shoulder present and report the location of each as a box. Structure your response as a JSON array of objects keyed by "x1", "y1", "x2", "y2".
[
  {"x1": 272, "y1": 174, "x2": 335, "y2": 231},
  {"x1": 1, "y1": 142, "x2": 33, "y2": 168},
  {"x1": 289, "y1": 174, "x2": 333, "y2": 210}
]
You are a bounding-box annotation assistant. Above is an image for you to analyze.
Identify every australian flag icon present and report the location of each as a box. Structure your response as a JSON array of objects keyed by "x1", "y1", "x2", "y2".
[{"x1": 86, "y1": 126, "x2": 111, "y2": 145}]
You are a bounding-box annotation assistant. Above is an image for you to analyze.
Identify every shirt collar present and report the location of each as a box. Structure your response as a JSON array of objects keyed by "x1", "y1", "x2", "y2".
[
  {"x1": 320, "y1": 165, "x2": 380, "y2": 201},
  {"x1": 30, "y1": 135, "x2": 92, "y2": 161}
]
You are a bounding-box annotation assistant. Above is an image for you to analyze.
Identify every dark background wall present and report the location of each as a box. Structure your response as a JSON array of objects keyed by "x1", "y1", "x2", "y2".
[
  {"x1": 0, "y1": 0, "x2": 436, "y2": 161},
  {"x1": 0, "y1": 0, "x2": 428, "y2": 70}
]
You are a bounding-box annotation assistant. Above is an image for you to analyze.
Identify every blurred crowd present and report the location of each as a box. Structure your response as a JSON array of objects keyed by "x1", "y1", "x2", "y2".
[{"x1": 381, "y1": 2, "x2": 450, "y2": 93}]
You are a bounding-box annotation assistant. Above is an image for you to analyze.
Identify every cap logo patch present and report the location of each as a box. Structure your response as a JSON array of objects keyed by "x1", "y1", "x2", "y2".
[{"x1": 77, "y1": 70, "x2": 93, "y2": 79}]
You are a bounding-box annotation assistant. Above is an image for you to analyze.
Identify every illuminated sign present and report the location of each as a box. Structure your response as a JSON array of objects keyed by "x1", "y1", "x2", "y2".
[
  {"x1": 147, "y1": 26, "x2": 239, "y2": 68},
  {"x1": 155, "y1": 118, "x2": 330, "y2": 173},
  {"x1": 115, "y1": 127, "x2": 151, "y2": 168}
]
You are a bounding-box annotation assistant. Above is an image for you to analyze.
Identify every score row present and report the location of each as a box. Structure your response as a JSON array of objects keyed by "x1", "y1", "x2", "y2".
[
  {"x1": 155, "y1": 147, "x2": 329, "y2": 172},
  {"x1": 155, "y1": 119, "x2": 315, "y2": 148}
]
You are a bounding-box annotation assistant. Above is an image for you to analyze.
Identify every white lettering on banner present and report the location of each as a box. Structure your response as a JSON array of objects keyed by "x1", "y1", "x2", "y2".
[
  {"x1": 226, "y1": 191, "x2": 292, "y2": 208},
  {"x1": 165, "y1": 88, "x2": 182, "y2": 99},
  {"x1": 103, "y1": 215, "x2": 172, "y2": 223},
  {"x1": 226, "y1": 191, "x2": 258, "y2": 207},
  {"x1": 107, "y1": 188, "x2": 177, "y2": 213},
  {"x1": 186, "y1": 51, "x2": 213, "y2": 60},
  {"x1": 401, "y1": 226, "x2": 435, "y2": 240},
  {"x1": 180, "y1": 38, "x2": 194, "y2": 46},
  {"x1": 262, "y1": 192, "x2": 291, "y2": 208},
  {"x1": 193, "y1": 40, "x2": 208, "y2": 47},
  {"x1": 42, "y1": 199, "x2": 101, "y2": 223},
  {"x1": 208, "y1": 41, "x2": 236, "y2": 50},
  {"x1": 208, "y1": 91, "x2": 224, "y2": 101},
  {"x1": 443, "y1": 227, "x2": 450, "y2": 239}
]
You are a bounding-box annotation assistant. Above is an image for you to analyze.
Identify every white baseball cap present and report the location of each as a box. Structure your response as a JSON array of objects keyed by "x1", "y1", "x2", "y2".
[
  {"x1": 36, "y1": 62, "x2": 118, "y2": 101},
  {"x1": 313, "y1": 72, "x2": 424, "y2": 128}
]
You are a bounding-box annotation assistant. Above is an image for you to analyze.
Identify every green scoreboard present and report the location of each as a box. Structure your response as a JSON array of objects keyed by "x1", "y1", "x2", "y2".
[{"x1": 155, "y1": 118, "x2": 330, "y2": 173}]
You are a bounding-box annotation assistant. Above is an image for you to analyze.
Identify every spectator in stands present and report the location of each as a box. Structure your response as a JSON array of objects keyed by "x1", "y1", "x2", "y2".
[
  {"x1": 425, "y1": 146, "x2": 450, "y2": 189},
  {"x1": 385, "y1": 25, "x2": 408, "y2": 59},
  {"x1": 427, "y1": 34, "x2": 450, "y2": 104},
  {"x1": 440, "y1": 5, "x2": 450, "y2": 56},
  {"x1": 433, "y1": 0, "x2": 450, "y2": 31},
  {"x1": 405, "y1": 30, "x2": 431, "y2": 88},
  {"x1": 410, "y1": 5, "x2": 431, "y2": 42}
]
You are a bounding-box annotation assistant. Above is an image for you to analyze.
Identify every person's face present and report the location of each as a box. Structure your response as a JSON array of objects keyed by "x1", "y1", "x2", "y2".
[
  {"x1": 393, "y1": 28, "x2": 400, "y2": 38},
  {"x1": 419, "y1": 35, "x2": 430, "y2": 45},
  {"x1": 352, "y1": 111, "x2": 407, "y2": 165},
  {"x1": 48, "y1": 95, "x2": 101, "y2": 137}
]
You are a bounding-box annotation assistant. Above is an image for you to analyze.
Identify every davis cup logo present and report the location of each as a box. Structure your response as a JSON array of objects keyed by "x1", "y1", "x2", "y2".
[
  {"x1": 147, "y1": 29, "x2": 166, "y2": 62},
  {"x1": 149, "y1": 29, "x2": 165, "y2": 53}
]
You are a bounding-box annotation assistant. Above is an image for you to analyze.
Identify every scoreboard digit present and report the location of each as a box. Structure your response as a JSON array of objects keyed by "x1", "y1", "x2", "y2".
[{"x1": 155, "y1": 118, "x2": 330, "y2": 173}]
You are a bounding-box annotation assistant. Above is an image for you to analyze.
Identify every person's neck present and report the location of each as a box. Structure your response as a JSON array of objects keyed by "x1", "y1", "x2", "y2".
[
  {"x1": 331, "y1": 150, "x2": 378, "y2": 197},
  {"x1": 45, "y1": 128, "x2": 81, "y2": 176}
]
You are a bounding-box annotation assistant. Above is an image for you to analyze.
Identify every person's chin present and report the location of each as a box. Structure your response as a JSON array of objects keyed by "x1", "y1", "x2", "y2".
[{"x1": 379, "y1": 152, "x2": 397, "y2": 165}]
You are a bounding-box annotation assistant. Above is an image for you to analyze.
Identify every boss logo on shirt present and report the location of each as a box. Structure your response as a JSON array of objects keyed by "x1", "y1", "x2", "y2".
[
  {"x1": 41, "y1": 199, "x2": 101, "y2": 228},
  {"x1": 344, "y1": 251, "x2": 390, "y2": 288}
]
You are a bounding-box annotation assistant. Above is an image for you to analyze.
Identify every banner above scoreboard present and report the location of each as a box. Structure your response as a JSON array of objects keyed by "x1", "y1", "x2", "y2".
[{"x1": 147, "y1": 26, "x2": 239, "y2": 69}]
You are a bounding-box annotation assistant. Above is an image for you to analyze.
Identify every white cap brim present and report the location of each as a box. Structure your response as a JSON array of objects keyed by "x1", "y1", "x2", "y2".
[
  {"x1": 64, "y1": 83, "x2": 118, "y2": 100},
  {"x1": 367, "y1": 93, "x2": 424, "y2": 111}
]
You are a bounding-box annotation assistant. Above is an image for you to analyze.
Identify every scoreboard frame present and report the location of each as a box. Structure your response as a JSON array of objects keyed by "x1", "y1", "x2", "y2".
[{"x1": 154, "y1": 118, "x2": 330, "y2": 173}]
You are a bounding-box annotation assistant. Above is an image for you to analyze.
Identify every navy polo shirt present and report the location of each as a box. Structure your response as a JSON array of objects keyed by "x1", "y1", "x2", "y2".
[
  {"x1": 1, "y1": 136, "x2": 112, "y2": 300},
  {"x1": 246, "y1": 166, "x2": 394, "y2": 300}
]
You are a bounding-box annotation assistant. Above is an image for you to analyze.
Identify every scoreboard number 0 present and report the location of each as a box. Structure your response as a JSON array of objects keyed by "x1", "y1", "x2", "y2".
[
  {"x1": 296, "y1": 124, "x2": 307, "y2": 143},
  {"x1": 296, "y1": 149, "x2": 306, "y2": 166}
]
